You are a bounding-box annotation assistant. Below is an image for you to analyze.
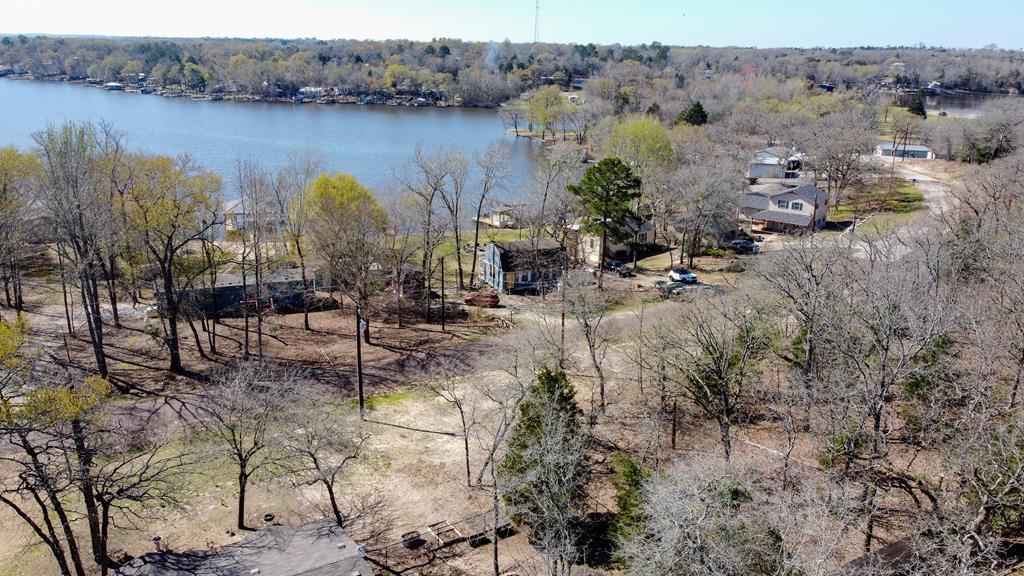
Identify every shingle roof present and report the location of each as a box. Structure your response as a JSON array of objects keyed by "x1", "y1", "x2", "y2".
[
  {"x1": 493, "y1": 239, "x2": 565, "y2": 272},
  {"x1": 743, "y1": 184, "x2": 829, "y2": 206},
  {"x1": 116, "y1": 520, "x2": 373, "y2": 576},
  {"x1": 750, "y1": 209, "x2": 812, "y2": 227}
]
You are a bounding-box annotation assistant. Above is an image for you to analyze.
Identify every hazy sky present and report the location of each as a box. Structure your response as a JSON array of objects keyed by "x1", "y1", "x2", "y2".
[{"x1": 5, "y1": 0, "x2": 1021, "y2": 49}]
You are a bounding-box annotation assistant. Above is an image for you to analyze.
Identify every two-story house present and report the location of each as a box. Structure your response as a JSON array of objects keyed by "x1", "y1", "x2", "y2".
[
  {"x1": 566, "y1": 216, "x2": 656, "y2": 268},
  {"x1": 480, "y1": 239, "x2": 565, "y2": 294},
  {"x1": 739, "y1": 183, "x2": 830, "y2": 234}
]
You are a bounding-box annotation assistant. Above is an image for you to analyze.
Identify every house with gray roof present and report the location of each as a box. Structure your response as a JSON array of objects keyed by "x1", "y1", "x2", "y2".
[
  {"x1": 739, "y1": 183, "x2": 830, "y2": 234},
  {"x1": 481, "y1": 239, "x2": 564, "y2": 294},
  {"x1": 116, "y1": 520, "x2": 374, "y2": 576},
  {"x1": 747, "y1": 147, "x2": 805, "y2": 183},
  {"x1": 875, "y1": 142, "x2": 935, "y2": 159}
]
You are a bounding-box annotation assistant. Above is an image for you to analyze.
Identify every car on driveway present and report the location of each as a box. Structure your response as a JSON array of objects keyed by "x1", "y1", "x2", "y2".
[
  {"x1": 668, "y1": 267, "x2": 698, "y2": 284},
  {"x1": 603, "y1": 259, "x2": 634, "y2": 277},
  {"x1": 463, "y1": 293, "x2": 500, "y2": 307},
  {"x1": 727, "y1": 239, "x2": 760, "y2": 254},
  {"x1": 655, "y1": 280, "x2": 693, "y2": 296}
]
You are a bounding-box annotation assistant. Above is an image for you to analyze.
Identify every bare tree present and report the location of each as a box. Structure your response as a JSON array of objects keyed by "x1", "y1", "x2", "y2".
[
  {"x1": 279, "y1": 392, "x2": 368, "y2": 528},
  {"x1": 670, "y1": 158, "x2": 743, "y2": 268},
  {"x1": 468, "y1": 143, "x2": 510, "y2": 289},
  {"x1": 271, "y1": 150, "x2": 322, "y2": 330},
  {"x1": 201, "y1": 361, "x2": 295, "y2": 530},
  {"x1": 650, "y1": 295, "x2": 771, "y2": 461},
  {"x1": 563, "y1": 271, "x2": 612, "y2": 416},
  {"x1": 35, "y1": 122, "x2": 122, "y2": 377},
  {"x1": 396, "y1": 145, "x2": 450, "y2": 321}
]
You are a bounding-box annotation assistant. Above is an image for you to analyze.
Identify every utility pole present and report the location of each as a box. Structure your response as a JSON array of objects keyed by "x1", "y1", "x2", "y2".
[{"x1": 355, "y1": 304, "x2": 365, "y2": 420}]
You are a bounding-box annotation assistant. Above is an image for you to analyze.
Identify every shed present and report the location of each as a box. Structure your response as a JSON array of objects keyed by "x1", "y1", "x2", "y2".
[{"x1": 481, "y1": 239, "x2": 564, "y2": 294}]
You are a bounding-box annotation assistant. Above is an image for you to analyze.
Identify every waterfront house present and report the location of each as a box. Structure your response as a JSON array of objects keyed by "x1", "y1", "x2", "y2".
[
  {"x1": 747, "y1": 147, "x2": 804, "y2": 182},
  {"x1": 739, "y1": 183, "x2": 830, "y2": 234},
  {"x1": 222, "y1": 199, "x2": 284, "y2": 237},
  {"x1": 875, "y1": 142, "x2": 935, "y2": 159},
  {"x1": 475, "y1": 204, "x2": 521, "y2": 229},
  {"x1": 481, "y1": 239, "x2": 564, "y2": 294}
]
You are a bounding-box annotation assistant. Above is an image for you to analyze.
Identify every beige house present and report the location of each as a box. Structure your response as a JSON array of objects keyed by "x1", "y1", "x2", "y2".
[
  {"x1": 568, "y1": 217, "x2": 656, "y2": 267},
  {"x1": 739, "y1": 183, "x2": 829, "y2": 234}
]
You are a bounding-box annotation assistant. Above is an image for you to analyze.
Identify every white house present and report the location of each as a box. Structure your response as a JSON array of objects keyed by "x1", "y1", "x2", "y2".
[
  {"x1": 739, "y1": 183, "x2": 830, "y2": 234},
  {"x1": 475, "y1": 204, "x2": 521, "y2": 229},
  {"x1": 747, "y1": 147, "x2": 804, "y2": 182},
  {"x1": 875, "y1": 143, "x2": 935, "y2": 160}
]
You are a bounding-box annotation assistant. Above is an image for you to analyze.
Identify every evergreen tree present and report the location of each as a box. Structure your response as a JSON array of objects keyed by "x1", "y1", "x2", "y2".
[
  {"x1": 675, "y1": 100, "x2": 708, "y2": 126},
  {"x1": 609, "y1": 453, "x2": 649, "y2": 552},
  {"x1": 906, "y1": 90, "x2": 927, "y2": 118},
  {"x1": 500, "y1": 367, "x2": 590, "y2": 570},
  {"x1": 567, "y1": 157, "x2": 642, "y2": 287}
]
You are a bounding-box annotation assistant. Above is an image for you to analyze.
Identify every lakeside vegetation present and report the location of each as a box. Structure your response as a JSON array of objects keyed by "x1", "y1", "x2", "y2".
[{"x1": 3, "y1": 35, "x2": 1024, "y2": 109}]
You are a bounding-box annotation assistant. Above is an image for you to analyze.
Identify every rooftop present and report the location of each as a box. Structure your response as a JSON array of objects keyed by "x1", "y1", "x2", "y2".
[
  {"x1": 116, "y1": 520, "x2": 374, "y2": 576},
  {"x1": 877, "y1": 142, "x2": 932, "y2": 152}
]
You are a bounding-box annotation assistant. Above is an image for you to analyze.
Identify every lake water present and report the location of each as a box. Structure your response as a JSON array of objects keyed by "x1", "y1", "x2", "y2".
[
  {"x1": 893, "y1": 92, "x2": 1019, "y2": 118},
  {"x1": 0, "y1": 79, "x2": 539, "y2": 196}
]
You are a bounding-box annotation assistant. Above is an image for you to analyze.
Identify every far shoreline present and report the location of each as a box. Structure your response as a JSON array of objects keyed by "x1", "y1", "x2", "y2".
[{"x1": 0, "y1": 74, "x2": 500, "y2": 111}]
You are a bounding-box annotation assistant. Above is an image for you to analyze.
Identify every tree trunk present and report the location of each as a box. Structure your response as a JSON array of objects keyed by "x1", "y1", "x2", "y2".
[
  {"x1": 469, "y1": 199, "x2": 486, "y2": 290},
  {"x1": 490, "y1": 461, "x2": 501, "y2": 576},
  {"x1": 71, "y1": 418, "x2": 114, "y2": 572},
  {"x1": 102, "y1": 255, "x2": 121, "y2": 328},
  {"x1": 324, "y1": 479, "x2": 344, "y2": 527},
  {"x1": 162, "y1": 269, "x2": 184, "y2": 373},
  {"x1": 237, "y1": 471, "x2": 250, "y2": 530},
  {"x1": 296, "y1": 238, "x2": 312, "y2": 331},
  {"x1": 81, "y1": 268, "x2": 108, "y2": 378},
  {"x1": 718, "y1": 417, "x2": 732, "y2": 462}
]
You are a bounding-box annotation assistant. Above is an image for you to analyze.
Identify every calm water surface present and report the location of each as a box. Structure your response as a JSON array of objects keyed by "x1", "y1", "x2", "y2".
[{"x1": 0, "y1": 79, "x2": 538, "y2": 195}]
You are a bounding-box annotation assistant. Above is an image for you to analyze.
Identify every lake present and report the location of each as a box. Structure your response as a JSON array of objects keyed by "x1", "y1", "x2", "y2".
[
  {"x1": 0, "y1": 79, "x2": 539, "y2": 196},
  {"x1": 892, "y1": 91, "x2": 1019, "y2": 118}
]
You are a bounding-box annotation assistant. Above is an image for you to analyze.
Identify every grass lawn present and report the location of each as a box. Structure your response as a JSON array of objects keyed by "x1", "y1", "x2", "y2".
[{"x1": 832, "y1": 179, "x2": 925, "y2": 220}]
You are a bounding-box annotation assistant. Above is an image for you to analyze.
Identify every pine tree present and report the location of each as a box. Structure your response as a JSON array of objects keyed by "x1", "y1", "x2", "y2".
[
  {"x1": 500, "y1": 367, "x2": 590, "y2": 564},
  {"x1": 906, "y1": 90, "x2": 927, "y2": 118},
  {"x1": 675, "y1": 100, "x2": 708, "y2": 126},
  {"x1": 567, "y1": 157, "x2": 642, "y2": 288}
]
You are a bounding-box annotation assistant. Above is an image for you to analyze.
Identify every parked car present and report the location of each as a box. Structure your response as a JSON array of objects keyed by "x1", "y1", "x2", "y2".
[
  {"x1": 655, "y1": 280, "x2": 692, "y2": 296},
  {"x1": 668, "y1": 267, "x2": 698, "y2": 284},
  {"x1": 727, "y1": 239, "x2": 760, "y2": 254},
  {"x1": 602, "y1": 259, "x2": 634, "y2": 277},
  {"x1": 463, "y1": 292, "x2": 500, "y2": 308}
]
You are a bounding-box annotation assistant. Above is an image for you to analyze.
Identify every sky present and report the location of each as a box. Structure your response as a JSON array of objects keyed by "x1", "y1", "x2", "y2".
[{"x1": 4, "y1": 0, "x2": 1021, "y2": 49}]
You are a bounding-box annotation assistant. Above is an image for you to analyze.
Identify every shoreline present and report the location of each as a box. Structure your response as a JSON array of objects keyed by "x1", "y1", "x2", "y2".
[{"x1": 0, "y1": 75, "x2": 498, "y2": 110}]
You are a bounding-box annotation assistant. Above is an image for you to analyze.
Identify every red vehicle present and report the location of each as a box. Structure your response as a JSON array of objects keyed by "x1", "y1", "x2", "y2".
[{"x1": 464, "y1": 292, "x2": 500, "y2": 308}]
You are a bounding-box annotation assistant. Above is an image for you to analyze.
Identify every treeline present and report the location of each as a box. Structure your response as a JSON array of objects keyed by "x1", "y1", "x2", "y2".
[{"x1": 1, "y1": 35, "x2": 1023, "y2": 106}]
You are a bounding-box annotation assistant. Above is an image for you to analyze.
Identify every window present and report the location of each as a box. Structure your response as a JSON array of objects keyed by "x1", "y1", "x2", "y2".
[
  {"x1": 776, "y1": 200, "x2": 789, "y2": 209},
  {"x1": 791, "y1": 202, "x2": 804, "y2": 211}
]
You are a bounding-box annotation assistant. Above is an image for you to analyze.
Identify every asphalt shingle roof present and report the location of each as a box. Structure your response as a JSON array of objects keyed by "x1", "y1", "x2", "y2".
[
  {"x1": 750, "y1": 209, "x2": 812, "y2": 227},
  {"x1": 116, "y1": 520, "x2": 374, "y2": 576}
]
